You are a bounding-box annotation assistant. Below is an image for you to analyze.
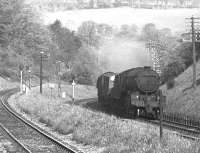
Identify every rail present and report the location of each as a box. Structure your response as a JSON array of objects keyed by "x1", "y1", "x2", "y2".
[{"x1": 0, "y1": 88, "x2": 84, "y2": 153}]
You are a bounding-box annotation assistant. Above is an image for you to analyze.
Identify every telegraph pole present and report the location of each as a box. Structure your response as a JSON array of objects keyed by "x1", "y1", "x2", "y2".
[
  {"x1": 40, "y1": 51, "x2": 44, "y2": 94},
  {"x1": 28, "y1": 70, "x2": 31, "y2": 89},
  {"x1": 159, "y1": 90, "x2": 163, "y2": 141},
  {"x1": 186, "y1": 16, "x2": 200, "y2": 89},
  {"x1": 20, "y1": 70, "x2": 23, "y2": 93},
  {"x1": 56, "y1": 61, "x2": 62, "y2": 97},
  {"x1": 192, "y1": 16, "x2": 196, "y2": 89}
]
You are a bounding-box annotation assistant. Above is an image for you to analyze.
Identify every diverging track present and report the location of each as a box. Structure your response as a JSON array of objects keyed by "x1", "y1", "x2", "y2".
[{"x1": 0, "y1": 88, "x2": 84, "y2": 153}]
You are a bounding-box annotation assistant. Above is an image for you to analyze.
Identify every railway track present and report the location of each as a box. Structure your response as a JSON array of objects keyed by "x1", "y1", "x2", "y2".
[
  {"x1": 0, "y1": 88, "x2": 84, "y2": 153},
  {"x1": 73, "y1": 98, "x2": 200, "y2": 141},
  {"x1": 0, "y1": 123, "x2": 31, "y2": 153},
  {"x1": 143, "y1": 119, "x2": 200, "y2": 140},
  {"x1": 2, "y1": 86, "x2": 199, "y2": 153}
]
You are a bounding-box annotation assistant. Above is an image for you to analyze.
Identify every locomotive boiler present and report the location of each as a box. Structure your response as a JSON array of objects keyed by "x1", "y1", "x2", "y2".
[{"x1": 96, "y1": 66, "x2": 161, "y2": 118}]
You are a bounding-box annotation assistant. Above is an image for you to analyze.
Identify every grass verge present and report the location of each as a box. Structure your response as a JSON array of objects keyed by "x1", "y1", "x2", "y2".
[{"x1": 9, "y1": 84, "x2": 200, "y2": 153}]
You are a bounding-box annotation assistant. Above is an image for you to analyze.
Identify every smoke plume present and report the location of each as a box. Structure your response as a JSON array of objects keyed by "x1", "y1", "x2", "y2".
[{"x1": 98, "y1": 37, "x2": 152, "y2": 73}]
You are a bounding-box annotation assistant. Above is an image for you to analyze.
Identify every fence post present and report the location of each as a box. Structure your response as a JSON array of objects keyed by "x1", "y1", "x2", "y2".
[{"x1": 159, "y1": 91, "x2": 166, "y2": 141}]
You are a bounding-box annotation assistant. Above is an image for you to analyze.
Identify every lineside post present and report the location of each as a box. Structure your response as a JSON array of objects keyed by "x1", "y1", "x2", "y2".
[
  {"x1": 72, "y1": 80, "x2": 76, "y2": 102},
  {"x1": 20, "y1": 70, "x2": 23, "y2": 94},
  {"x1": 159, "y1": 90, "x2": 163, "y2": 141},
  {"x1": 40, "y1": 51, "x2": 44, "y2": 94},
  {"x1": 28, "y1": 70, "x2": 31, "y2": 89}
]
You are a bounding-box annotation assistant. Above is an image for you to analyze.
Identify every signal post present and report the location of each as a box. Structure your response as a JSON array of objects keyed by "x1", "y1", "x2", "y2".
[{"x1": 72, "y1": 80, "x2": 76, "y2": 102}]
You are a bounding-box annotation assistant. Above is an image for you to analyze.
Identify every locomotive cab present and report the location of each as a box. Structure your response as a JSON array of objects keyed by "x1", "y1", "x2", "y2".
[{"x1": 96, "y1": 72, "x2": 116, "y2": 106}]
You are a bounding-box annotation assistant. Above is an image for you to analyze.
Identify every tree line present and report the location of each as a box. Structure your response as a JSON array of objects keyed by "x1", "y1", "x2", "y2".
[{"x1": 0, "y1": 0, "x2": 198, "y2": 86}]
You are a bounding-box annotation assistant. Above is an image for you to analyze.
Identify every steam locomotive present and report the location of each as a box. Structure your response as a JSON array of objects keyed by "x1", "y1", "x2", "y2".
[{"x1": 96, "y1": 66, "x2": 162, "y2": 118}]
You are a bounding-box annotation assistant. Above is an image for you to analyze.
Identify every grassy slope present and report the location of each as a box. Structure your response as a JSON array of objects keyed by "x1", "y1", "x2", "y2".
[
  {"x1": 9, "y1": 84, "x2": 200, "y2": 153},
  {"x1": 162, "y1": 61, "x2": 200, "y2": 118}
]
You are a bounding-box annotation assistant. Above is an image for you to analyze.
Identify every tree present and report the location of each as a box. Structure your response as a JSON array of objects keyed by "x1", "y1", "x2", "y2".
[
  {"x1": 49, "y1": 20, "x2": 83, "y2": 80},
  {"x1": 178, "y1": 0, "x2": 185, "y2": 5},
  {"x1": 77, "y1": 21, "x2": 100, "y2": 48},
  {"x1": 141, "y1": 23, "x2": 158, "y2": 41},
  {"x1": 97, "y1": 23, "x2": 114, "y2": 36},
  {"x1": 163, "y1": 0, "x2": 169, "y2": 8},
  {"x1": 71, "y1": 45, "x2": 100, "y2": 85},
  {"x1": 161, "y1": 60, "x2": 185, "y2": 84},
  {"x1": 117, "y1": 24, "x2": 138, "y2": 38},
  {"x1": 77, "y1": 0, "x2": 84, "y2": 8},
  {"x1": 0, "y1": 0, "x2": 57, "y2": 79},
  {"x1": 177, "y1": 42, "x2": 193, "y2": 67},
  {"x1": 0, "y1": 21, "x2": 8, "y2": 47},
  {"x1": 49, "y1": 20, "x2": 81, "y2": 57},
  {"x1": 89, "y1": 0, "x2": 94, "y2": 8}
]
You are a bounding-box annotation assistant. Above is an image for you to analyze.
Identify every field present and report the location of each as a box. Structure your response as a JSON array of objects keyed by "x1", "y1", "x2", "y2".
[
  {"x1": 9, "y1": 84, "x2": 200, "y2": 153},
  {"x1": 0, "y1": 77, "x2": 19, "y2": 91},
  {"x1": 42, "y1": 8, "x2": 200, "y2": 32}
]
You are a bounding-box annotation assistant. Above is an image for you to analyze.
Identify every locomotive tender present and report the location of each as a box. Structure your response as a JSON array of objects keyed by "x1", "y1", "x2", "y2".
[{"x1": 96, "y1": 66, "x2": 161, "y2": 118}]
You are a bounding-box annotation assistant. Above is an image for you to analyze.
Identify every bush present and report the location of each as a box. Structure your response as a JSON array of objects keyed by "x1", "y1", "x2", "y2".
[
  {"x1": 161, "y1": 61, "x2": 185, "y2": 84},
  {"x1": 167, "y1": 78, "x2": 175, "y2": 89}
]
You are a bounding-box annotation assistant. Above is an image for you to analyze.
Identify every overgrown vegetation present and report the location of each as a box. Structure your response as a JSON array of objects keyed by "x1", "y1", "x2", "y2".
[
  {"x1": 161, "y1": 60, "x2": 200, "y2": 118},
  {"x1": 0, "y1": 0, "x2": 55, "y2": 80},
  {"x1": 9, "y1": 85, "x2": 200, "y2": 153},
  {"x1": 0, "y1": 0, "x2": 108, "y2": 85}
]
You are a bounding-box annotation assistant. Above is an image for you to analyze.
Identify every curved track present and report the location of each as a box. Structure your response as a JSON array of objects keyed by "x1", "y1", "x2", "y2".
[
  {"x1": 73, "y1": 98, "x2": 200, "y2": 141},
  {"x1": 1, "y1": 87, "x2": 199, "y2": 153},
  {"x1": 0, "y1": 123, "x2": 31, "y2": 153},
  {"x1": 0, "y1": 88, "x2": 84, "y2": 153},
  {"x1": 139, "y1": 118, "x2": 200, "y2": 141}
]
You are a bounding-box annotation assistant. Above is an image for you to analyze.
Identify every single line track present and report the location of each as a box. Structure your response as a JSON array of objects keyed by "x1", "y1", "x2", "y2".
[
  {"x1": 72, "y1": 97, "x2": 200, "y2": 141},
  {"x1": 0, "y1": 88, "x2": 84, "y2": 153},
  {"x1": 148, "y1": 119, "x2": 200, "y2": 141}
]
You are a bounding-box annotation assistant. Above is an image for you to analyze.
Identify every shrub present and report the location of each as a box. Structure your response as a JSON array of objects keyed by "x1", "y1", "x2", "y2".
[
  {"x1": 167, "y1": 78, "x2": 175, "y2": 89},
  {"x1": 161, "y1": 61, "x2": 185, "y2": 84}
]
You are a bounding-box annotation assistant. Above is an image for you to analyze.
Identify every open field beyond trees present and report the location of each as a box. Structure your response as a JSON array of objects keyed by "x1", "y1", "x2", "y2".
[
  {"x1": 0, "y1": 77, "x2": 19, "y2": 90},
  {"x1": 8, "y1": 84, "x2": 200, "y2": 153},
  {"x1": 42, "y1": 8, "x2": 200, "y2": 32}
]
